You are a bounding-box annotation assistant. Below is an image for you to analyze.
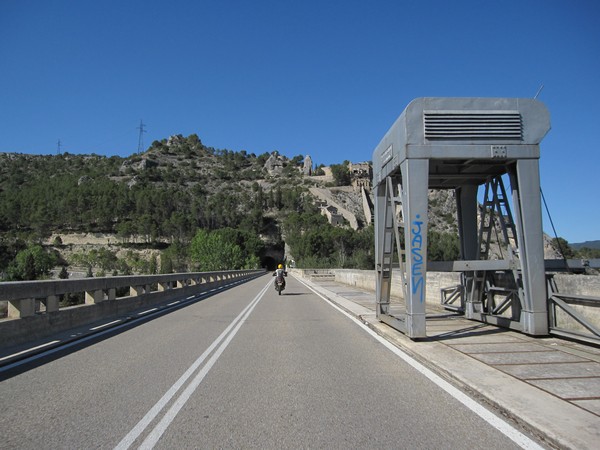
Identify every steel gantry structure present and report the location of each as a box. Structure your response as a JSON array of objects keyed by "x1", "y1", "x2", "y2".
[{"x1": 372, "y1": 97, "x2": 551, "y2": 338}]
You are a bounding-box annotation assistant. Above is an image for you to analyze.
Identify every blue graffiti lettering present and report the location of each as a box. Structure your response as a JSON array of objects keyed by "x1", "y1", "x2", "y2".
[{"x1": 410, "y1": 214, "x2": 425, "y2": 303}]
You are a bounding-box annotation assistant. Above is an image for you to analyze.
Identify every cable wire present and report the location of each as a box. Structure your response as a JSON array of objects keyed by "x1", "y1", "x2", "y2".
[{"x1": 540, "y1": 187, "x2": 571, "y2": 273}]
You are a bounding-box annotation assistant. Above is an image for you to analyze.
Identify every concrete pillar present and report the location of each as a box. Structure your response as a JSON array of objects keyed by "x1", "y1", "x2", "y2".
[
  {"x1": 8, "y1": 298, "x2": 36, "y2": 318},
  {"x1": 107, "y1": 288, "x2": 116, "y2": 300}
]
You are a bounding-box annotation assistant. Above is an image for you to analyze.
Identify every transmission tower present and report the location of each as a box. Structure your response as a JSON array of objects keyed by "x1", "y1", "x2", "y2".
[
  {"x1": 57, "y1": 139, "x2": 62, "y2": 155},
  {"x1": 137, "y1": 120, "x2": 147, "y2": 154}
]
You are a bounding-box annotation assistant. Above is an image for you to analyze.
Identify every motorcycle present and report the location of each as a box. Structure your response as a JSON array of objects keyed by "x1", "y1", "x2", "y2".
[{"x1": 273, "y1": 270, "x2": 287, "y2": 295}]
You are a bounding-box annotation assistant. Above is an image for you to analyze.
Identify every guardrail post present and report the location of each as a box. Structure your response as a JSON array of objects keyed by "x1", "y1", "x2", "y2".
[
  {"x1": 44, "y1": 295, "x2": 59, "y2": 312},
  {"x1": 85, "y1": 290, "x2": 104, "y2": 304},
  {"x1": 130, "y1": 285, "x2": 144, "y2": 296},
  {"x1": 8, "y1": 298, "x2": 36, "y2": 318}
]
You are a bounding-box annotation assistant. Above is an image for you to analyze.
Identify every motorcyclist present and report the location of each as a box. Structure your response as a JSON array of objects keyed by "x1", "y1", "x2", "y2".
[{"x1": 273, "y1": 263, "x2": 287, "y2": 289}]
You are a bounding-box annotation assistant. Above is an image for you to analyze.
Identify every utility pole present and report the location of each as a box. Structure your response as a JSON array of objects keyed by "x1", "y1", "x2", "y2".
[{"x1": 137, "y1": 120, "x2": 147, "y2": 154}]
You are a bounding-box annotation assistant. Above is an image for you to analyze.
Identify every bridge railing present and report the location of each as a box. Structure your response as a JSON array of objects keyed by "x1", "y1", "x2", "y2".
[
  {"x1": 0, "y1": 269, "x2": 264, "y2": 350},
  {"x1": 548, "y1": 292, "x2": 600, "y2": 345}
]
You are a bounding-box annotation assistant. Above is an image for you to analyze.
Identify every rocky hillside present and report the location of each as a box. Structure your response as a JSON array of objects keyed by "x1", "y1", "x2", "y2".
[{"x1": 0, "y1": 133, "x2": 563, "y2": 278}]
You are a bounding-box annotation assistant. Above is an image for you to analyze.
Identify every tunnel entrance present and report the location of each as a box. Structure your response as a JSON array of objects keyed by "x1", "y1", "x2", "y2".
[{"x1": 262, "y1": 244, "x2": 285, "y2": 271}]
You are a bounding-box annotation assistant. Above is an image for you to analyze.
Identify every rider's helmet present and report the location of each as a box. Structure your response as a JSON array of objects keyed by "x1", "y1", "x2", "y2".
[{"x1": 278, "y1": 264, "x2": 284, "y2": 269}]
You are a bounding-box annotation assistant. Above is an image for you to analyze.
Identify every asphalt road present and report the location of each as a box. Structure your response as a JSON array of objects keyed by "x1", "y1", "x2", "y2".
[{"x1": 0, "y1": 274, "x2": 540, "y2": 449}]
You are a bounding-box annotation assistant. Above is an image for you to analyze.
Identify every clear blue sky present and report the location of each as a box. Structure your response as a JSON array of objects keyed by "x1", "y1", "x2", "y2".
[{"x1": 1, "y1": 0, "x2": 599, "y2": 243}]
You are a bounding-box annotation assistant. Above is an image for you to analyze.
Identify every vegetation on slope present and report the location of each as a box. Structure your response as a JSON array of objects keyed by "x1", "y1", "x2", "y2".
[{"x1": 0, "y1": 135, "x2": 377, "y2": 280}]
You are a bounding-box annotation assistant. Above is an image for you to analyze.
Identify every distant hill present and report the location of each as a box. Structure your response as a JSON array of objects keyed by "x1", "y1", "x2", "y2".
[
  {"x1": 0, "y1": 132, "x2": 500, "y2": 278},
  {"x1": 0, "y1": 134, "x2": 380, "y2": 275},
  {"x1": 571, "y1": 241, "x2": 600, "y2": 250}
]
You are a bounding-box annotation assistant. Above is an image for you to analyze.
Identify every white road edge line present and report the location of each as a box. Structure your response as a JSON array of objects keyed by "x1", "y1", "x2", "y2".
[
  {"x1": 90, "y1": 320, "x2": 122, "y2": 331},
  {"x1": 114, "y1": 280, "x2": 271, "y2": 450},
  {"x1": 298, "y1": 278, "x2": 544, "y2": 450},
  {"x1": 0, "y1": 340, "x2": 61, "y2": 362}
]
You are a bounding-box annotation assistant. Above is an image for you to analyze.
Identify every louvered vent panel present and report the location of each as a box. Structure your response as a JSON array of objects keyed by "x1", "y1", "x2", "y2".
[{"x1": 423, "y1": 111, "x2": 522, "y2": 140}]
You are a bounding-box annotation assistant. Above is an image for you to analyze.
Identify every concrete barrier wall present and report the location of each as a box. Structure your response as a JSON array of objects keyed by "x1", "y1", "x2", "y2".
[
  {"x1": 0, "y1": 270, "x2": 264, "y2": 350},
  {"x1": 302, "y1": 268, "x2": 461, "y2": 305},
  {"x1": 553, "y1": 274, "x2": 600, "y2": 297},
  {"x1": 301, "y1": 269, "x2": 599, "y2": 303}
]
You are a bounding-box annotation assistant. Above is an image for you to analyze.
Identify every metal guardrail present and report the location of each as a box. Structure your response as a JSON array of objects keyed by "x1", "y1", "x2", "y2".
[
  {"x1": 548, "y1": 293, "x2": 600, "y2": 345},
  {"x1": 440, "y1": 273, "x2": 600, "y2": 345},
  {"x1": 440, "y1": 285, "x2": 464, "y2": 312}
]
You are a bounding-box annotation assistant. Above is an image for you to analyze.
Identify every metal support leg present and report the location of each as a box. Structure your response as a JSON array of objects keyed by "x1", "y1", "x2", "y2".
[
  {"x1": 456, "y1": 185, "x2": 479, "y2": 261},
  {"x1": 375, "y1": 182, "x2": 392, "y2": 317},
  {"x1": 401, "y1": 159, "x2": 428, "y2": 338},
  {"x1": 513, "y1": 160, "x2": 548, "y2": 335},
  {"x1": 457, "y1": 185, "x2": 479, "y2": 316}
]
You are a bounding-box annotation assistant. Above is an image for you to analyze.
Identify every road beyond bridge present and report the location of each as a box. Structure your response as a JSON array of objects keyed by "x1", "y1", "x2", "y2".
[{"x1": 0, "y1": 274, "x2": 562, "y2": 449}]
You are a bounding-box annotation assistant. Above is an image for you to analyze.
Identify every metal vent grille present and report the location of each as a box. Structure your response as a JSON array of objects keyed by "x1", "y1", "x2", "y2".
[{"x1": 423, "y1": 110, "x2": 522, "y2": 140}]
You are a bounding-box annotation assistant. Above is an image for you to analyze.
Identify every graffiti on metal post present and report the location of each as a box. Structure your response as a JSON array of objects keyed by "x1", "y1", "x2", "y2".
[{"x1": 411, "y1": 214, "x2": 424, "y2": 302}]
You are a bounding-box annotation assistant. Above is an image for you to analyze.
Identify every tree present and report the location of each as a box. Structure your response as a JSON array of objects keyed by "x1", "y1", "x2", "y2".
[
  {"x1": 149, "y1": 255, "x2": 158, "y2": 274},
  {"x1": 58, "y1": 266, "x2": 69, "y2": 279},
  {"x1": 161, "y1": 242, "x2": 189, "y2": 273},
  {"x1": 8, "y1": 245, "x2": 57, "y2": 280},
  {"x1": 24, "y1": 253, "x2": 37, "y2": 280},
  {"x1": 551, "y1": 237, "x2": 576, "y2": 259},
  {"x1": 213, "y1": 227, "x2": 265, "y2": 266},
  {"x1": 330, "y1": 161, "x2": 352, "y2": 186},
  {"x1": 190, "y1": 229, "x2": 244, "y2": 271},
  {"x1": 428, "y1": 230, "x2": 460, "y2": 261},
  {"x1": 160, "y1": 254, "x2": 174, "y2": 274}
]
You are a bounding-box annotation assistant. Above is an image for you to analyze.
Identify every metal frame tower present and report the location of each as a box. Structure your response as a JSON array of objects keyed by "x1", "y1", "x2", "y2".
[
  {"x1": 372, "y1": 98, "x2": 551, "y2": 339},
  {"x1": 137, "y1": 120, "x2": 146, "y2": 154}
]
